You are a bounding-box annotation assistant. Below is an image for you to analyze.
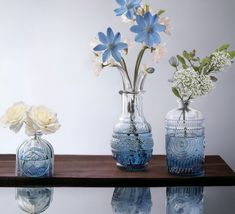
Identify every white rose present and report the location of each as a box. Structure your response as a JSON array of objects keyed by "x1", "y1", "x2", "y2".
[
  {"x1": 1, "y1": 102, "x2": 27, "y2": 133},
  {"x1": 26, "y1": 106, "x2": 60, "y2": 136},
  {"x1": 153, "y1": 43, "x2": 167, "y2": 63},
  {"x1": 159, "y1": 17, "x2": 172, "y2": 35}
]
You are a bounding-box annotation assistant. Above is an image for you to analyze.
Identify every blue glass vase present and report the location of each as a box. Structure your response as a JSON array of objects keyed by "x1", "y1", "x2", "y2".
[
  {"x1": 16, "y1": 131, "x2": 54, "y2": 177},
  {"x1": 111, "y1": 187, "x2": 152, "y2": 214},
  {"x1": 165, "y1": 100, "x2": 205, "y2": 176},
  {"x1": 111, "y1": 90, "x2": 154, "y2": 171},
  {"x1": 16, "y1": 187, "x2": 53, "y2": 213},
  {"x1": 166, "y1": 186, "x2": 204, "y2": 214}
]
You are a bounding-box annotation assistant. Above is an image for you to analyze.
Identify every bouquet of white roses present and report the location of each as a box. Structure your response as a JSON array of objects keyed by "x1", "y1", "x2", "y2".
[
  {"x1": 91, "y1": 0, "x2": 172, "y2": 91},
  {"x1": 1, "y1": 102, "x2": 60, "y2": 136}
]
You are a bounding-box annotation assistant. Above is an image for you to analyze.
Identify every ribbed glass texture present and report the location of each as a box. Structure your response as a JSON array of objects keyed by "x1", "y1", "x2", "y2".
[
  {"x1": 165, "y1": 101, "x2": 205, "y2": 176},
  {"x1": 111, "y1": 91, "x2": 154, "y2": 171},
  {"x1": 166, "y1": 186, "x2": 204, "y2": 214},
  {"x1": 16, "y1": 132, "x2": 54, "y2": 177}
]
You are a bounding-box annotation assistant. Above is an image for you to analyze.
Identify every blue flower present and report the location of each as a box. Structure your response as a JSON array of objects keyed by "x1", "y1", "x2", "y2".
[
  {"x1": 114, "y1": 0, "x2": 141, "y2": 19},
  {"x1": 130, "y1": 12, "x2": 166, "y2": 48},
  {"x1": 93, "y1": 27, "x2": 128, "y2": 63}
]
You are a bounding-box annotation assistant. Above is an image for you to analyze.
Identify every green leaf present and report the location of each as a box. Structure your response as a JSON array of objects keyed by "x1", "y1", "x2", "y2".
[
  {"x1": 177, "y1": 55, "x2": 186, "y2": 65},
  {"x1": 217, "y1": 44, "x2": 230, "y2": 51},
  {"x1": 229, "y1": 50, "x2": 235, "y2": 58},
  {"x1": 172, "y1": 87, "x2": 181, "y2": 99},
  {"x1": 183, "y1": 51, "x2": 190, "y2": 60},
  {"x1": 190, "y1": 49, "x2": 196, "y2": 58},
  {"x1": 210, "y1": 76, "x2": 218, "y2": 82},
  {"x1": 182, "y1": 64, "x2": 189, "y2": 69},
  {"x1": 191, "y1": 57, "x2": 200, "y2": 62},
  {"x1": 157, "y1": 9, "x2": 165, "y2": 16}
]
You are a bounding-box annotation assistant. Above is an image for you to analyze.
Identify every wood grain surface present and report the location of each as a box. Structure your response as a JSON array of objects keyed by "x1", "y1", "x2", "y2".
[{"x1": 0, "y1": 155, "x2": 234, "y2": 187}]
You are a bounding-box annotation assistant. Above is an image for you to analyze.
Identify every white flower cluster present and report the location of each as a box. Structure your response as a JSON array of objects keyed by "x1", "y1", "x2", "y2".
[
  {"x1": 173, "y1": 68, "x2": 214, "y2": 99},
  {"x1": 209, "y1": 51, "x2": 232, "y2": 71},
  {"x1": 1, "y1": 102, "x2": 60, "y2": 136}
]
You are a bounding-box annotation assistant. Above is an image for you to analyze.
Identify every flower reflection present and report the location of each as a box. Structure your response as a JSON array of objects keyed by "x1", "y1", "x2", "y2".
[
  {"x1": 111, "y1": 187, "x2": 152, "y2": 214},
  {"x1": 16, "y1": 187, "x2": 53, "y2": 214},
  {"x1": 166, "y1": 186, "x2": 204, "y2": 214}
]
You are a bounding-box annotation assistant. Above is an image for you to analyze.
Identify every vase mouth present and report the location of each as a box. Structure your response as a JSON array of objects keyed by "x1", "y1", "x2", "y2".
[{"x1": 119, "y1": 90, "x2": 145, "y2": 95}]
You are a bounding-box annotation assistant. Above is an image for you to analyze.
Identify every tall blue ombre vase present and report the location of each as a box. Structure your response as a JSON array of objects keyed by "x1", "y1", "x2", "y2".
[
  {"x1": 111, "y1": 90, "x2": 154, "y2": 171},
  {"x1": 165, "y1": 100, "x2": 205, "y2": 176},
  {"x1": 166, "y1": 186, "x2": 204, "y2": 214},
  {"x1": 16, "y1": 131, "x2": 54, "y2": 177}
]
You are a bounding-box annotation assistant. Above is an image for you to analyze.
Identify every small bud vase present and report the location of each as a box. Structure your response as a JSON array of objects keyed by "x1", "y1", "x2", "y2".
[
  {"x1": 16, "y1": 131, "x2": 54, "y2": 177},
  {"x1": 111, "y1": 68, "x2": 154, "y2": 171},
  {"x1": 165, "y1": 100, "x2": 205, "y2": 176}
]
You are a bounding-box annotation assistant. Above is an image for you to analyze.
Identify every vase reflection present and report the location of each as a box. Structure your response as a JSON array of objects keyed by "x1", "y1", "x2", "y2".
[
  {"x1": 166, "y1": 186, "x2": 204, "y2": 214},
  {"x1": 111, "y1": 187, "x2": 152, "y2": 214},
  {"x1": 16, "y1": 187, "x2": 53, "y2": 214}
]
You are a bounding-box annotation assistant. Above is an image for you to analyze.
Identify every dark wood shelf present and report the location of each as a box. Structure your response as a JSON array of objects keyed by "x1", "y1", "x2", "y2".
[{"x1": 0, "y1": 155, "x2": 234, "y2": 187}]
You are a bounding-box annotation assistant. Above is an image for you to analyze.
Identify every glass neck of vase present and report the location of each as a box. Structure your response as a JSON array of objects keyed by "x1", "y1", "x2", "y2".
[
  {"x1": 178, "y1": 99, "x2": 190, "y2": 111},
  {"x1": 120, "y1": 91, "x2": 144, "y2": 119},
  {"x1": 34, "y1": 131, "x2": 43, "y2": 140}
]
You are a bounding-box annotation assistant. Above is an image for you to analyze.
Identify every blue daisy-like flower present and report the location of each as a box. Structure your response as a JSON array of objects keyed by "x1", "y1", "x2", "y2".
[
  {"x1": 93, "y1": 27, "x2": 128, "y2": 63},
  {"x1": 114, "y1": 0, "x2": 141, "y2": 19},
  {"x1": 130, "y1": 12, "x2": 166, "y2": 48}
]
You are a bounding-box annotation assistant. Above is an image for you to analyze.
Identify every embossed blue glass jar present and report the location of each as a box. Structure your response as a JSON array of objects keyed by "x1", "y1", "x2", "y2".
[
  {"x1": 165, "y1": 100, "x2": 205, "y2": 176},
  {"x1": 111, "y1": 90, "x2": 154, "y2": 171},
  {"x1": 166, "y1": 186, "x2": 204, "y2": 214},
  {"x1": 16, "y1": 131, "x2": 54, "y2": 177}
]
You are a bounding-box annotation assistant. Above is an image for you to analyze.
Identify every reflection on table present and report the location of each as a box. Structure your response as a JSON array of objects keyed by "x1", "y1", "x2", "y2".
[{"x1": 16, "y1": 187, "x2": 53, "y2": 214}]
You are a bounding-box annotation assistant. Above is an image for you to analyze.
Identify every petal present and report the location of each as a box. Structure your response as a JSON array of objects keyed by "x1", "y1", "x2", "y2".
[
  {"x1": 113, "y1": 32, "x2": 121, "y2": 44},
  {"x1": 116, "y1": 0, "x2": 126, "y2": 6},
  {"x1": 151, "y1": 14, "x2": 158, "y2": 25},
  {"x1": 98, "y1": 32, "x2": 108, "y2": 44},
  {"x1": 136, "y1": 15, "x2": 145, "y2": 26},
  {"x1": 102, "y1": 49, "x2": 111, "y2": 62},
  {"x1": 107, "y1": 27, "x2": 114, "y2": 42},
  {"x1": 93, "y1": 44, "x2": 107, "y2": 51},
  {"x1": 114, "y1": 7, "x2": 126, "y2": 16},
  {"x1": 129, "y1": 0, "x2": 141, "y2": 7},
  {"x1": 126, "y1": 10, "x2": 133, "y2": 19},
  {"x1": 116, "y1": 42, "x2": 128, "y2": 50},
  {"x1": 130, "y1": 25, "x2": 144, "y2": 33},
  {"x1": 152, "y1": 33, "x2": 161, "y2": 44},
  {"x1": 154, "y1": 23, "x2": 166, "y2": 32},
  {"x1": 135, "y1": 33, "x2": 145, "y2": 43},
  {"x1": 111, "y1": 50, "x2": 122, "y2": 62},
  {"x1": 145, "y1": 34, "x2": 154, "y2": 48},
  {"x1": 144, "y1": 12, "x2": 152, "y2": 24}
]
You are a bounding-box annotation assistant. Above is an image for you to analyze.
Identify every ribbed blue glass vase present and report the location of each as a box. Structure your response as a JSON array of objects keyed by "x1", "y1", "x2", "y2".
[
  {"x1": 165, "y1": 100, "x2": 205, "y2": 176},
  {"x1": 16, "y1": 131, "x2": 54, "y2": 177},
  {"x1": 111, "y1": 90, "x2": 154, "y2": 171},
  {"x1": 166, "y1": 186, "x2": 204, "y2": 214}
]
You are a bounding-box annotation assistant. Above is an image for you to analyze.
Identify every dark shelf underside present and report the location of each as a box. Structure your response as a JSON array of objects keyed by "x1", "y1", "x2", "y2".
[{"x1": 0, "y1": 155, "x2": 234, "y2": 187}]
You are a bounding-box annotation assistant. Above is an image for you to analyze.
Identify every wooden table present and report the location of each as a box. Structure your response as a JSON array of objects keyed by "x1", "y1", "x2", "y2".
[{"x1": 0, "y1": 155, "x2": 234, "y2": 187}]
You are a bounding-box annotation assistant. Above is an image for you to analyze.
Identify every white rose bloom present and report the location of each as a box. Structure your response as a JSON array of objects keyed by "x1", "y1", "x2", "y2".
[
  {"x1": 92, "y1": 55, "x2": 103, "y2": 76},
  {"x1": 159, "y1": 17, "x2": 172, "y2": 35},
  {"x1": 1, "y1": 102, "x2": 27, "y2": 133},
  {"x1": 26, "y1": 106, "x2": 60, "y2": 136},
  {"x1": 153, "y1": 43, "x2": 167, "y2": 63}
]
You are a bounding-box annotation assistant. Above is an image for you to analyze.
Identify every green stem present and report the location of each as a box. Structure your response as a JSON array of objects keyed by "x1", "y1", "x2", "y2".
[
  {"x1": 134, "y1": 46, "x2": 148, "y2": 90},
  {"x1": 120, "y1": 57, "x2": 132, "y2": 89}
]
